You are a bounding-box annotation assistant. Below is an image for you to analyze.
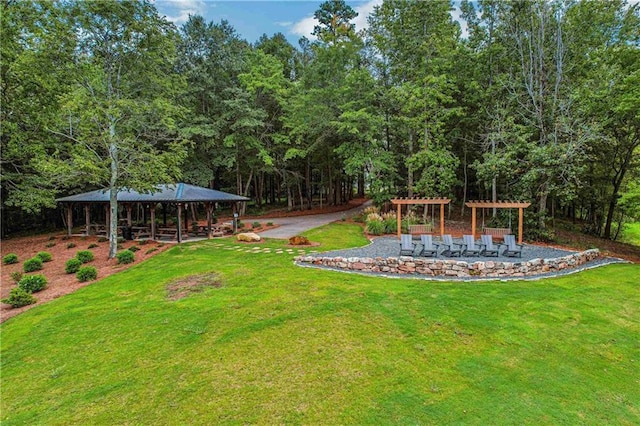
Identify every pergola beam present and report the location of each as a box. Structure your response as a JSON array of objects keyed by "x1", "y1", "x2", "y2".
[
  {"x1": 391, "y1": 197, "x2": 451, "y2": 238},
  {"x1": 465, "y1": 200, "x2": 531, "y2": 244}
]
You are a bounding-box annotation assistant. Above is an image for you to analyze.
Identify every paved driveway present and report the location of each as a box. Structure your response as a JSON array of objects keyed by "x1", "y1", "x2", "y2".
[{"x1": 256, "y1": 201, "x2": 372, "y2": 239}]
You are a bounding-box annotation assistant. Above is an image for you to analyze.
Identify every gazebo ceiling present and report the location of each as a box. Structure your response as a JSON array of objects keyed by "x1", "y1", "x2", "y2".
[{"x1": 56, "y1": 183, "x2": 250, "y2": 204}]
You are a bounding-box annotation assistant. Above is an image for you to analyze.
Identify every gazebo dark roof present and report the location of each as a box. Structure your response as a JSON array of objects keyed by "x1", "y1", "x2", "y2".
[{"x1": 56, "y1": 183, "x2": 250, "y2": 203}]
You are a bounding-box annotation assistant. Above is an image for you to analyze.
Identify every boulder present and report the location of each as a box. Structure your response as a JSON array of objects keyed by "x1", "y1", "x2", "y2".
[
  {"x1": 237, "y1": 232, "x2": 261, "y2": 242},
  {"x1": 289, "y1": 235, "x2": 310, "y2": 245}
]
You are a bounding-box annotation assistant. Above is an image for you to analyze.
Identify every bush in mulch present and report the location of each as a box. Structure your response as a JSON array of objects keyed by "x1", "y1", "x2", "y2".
[
  {"x1": 36, "y1": 251, "x2": 53, "y2": 262},
  {"x1": 65, "y1": 258, "x2": 82, "y2": 274},
  {"x1": 76, "y1": 266, "x2": 97, "y2": 282},
  {"x1": 1, "y1": 288, "x2": 36, "y2": 308},
  {"x1": 3, "y1": 253, "x2": 19, "y2": 265},
  {"x1": 116, "y1": 250, "x2": 135, "y2": 265},
  {"x1": 76, "y1": 250, "x2": 94, "y2": 263},
  {"x1": 18, "y1": 274, "x2": 47, "y2": 293},
  {"x1": 23, "y1": 257, "x2": 43, "y2": 273}
]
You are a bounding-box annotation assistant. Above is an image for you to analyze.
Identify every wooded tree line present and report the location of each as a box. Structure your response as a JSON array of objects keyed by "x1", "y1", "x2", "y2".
[{"x1": 2, "y1": 0, "x2": 639, "y2": 241}]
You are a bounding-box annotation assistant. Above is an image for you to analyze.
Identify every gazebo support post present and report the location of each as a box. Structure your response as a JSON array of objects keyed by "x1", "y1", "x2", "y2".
[
  {"x1": 126, "y1": 204, "x2": 132, "y2": 227},
  {"x1": 440, "y1": 203, "x2": 445, "y2": 237},
  {"x1": 184, "y1": 203, "x2": 189, "y2": 236},
  {"x1": 177, "y1": 203, "x2": 183, "y2": 243},
  {"x1": 104, "y1": 204, "x2": 110, "y2": 237},
  {"x1": 150, "y1": 205, "x2": 156, "y2": 240},
  {"x1": 66, "y1": 204, "x2": 73, "y2": 236},
  {"x1": 84, "y1": 204, "x2": 90, "y2": 236},
  {"x1": 518, "y1": 207, "x2": 524, "y2": 244},
  {"x1": 206, "y1": 202, "x2": 213, "y2": 238},
  {"x1": 471, "y1": 207, "x2": 477, "y2": 239},
  {"x1": 396, "y1": 203, "x2": 401, "y2": 239}
]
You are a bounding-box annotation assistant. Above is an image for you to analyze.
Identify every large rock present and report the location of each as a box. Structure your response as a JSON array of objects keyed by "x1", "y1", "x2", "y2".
[
  {"x1": 289, "y1": 235, "x2": 310, "y2": 245},
  {"x1": 237, "y1": 232, "x2": 261, "y2": 242}
]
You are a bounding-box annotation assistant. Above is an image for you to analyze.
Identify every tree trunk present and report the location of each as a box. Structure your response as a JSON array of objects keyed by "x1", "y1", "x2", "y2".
[{"x1": 108, "y1": 135, "x2": 119, "y2": 259}]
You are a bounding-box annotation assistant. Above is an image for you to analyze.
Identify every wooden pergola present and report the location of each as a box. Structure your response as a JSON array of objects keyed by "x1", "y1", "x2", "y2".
[
  {"x1": 390, "y1": 197, "x2": 451, "y2": 238},
  {"x1": 465, "y1": 200, "x2": 531, "y2": 244}
]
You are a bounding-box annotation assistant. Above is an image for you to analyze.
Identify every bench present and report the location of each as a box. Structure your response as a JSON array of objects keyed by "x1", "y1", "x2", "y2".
[
  {"x1": 408, "y1": 224, "x2": 433, "y2": 235},
  {"x1": 483, "y1": 227, "x2": 511, "y2": 238}
]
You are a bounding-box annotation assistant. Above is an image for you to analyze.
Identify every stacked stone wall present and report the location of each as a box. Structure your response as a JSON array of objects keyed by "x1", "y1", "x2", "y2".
[{"x1": 295, "y1": 249, "x2": 600, "y2": 278}]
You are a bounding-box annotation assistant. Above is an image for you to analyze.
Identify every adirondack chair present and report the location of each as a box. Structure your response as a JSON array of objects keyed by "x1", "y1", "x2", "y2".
[
  {"x1": 502, "y1": 234, "x2": 524, "y2": 258},
  {"x1": 461, "y1": 235, "x2": 482, "y2": 256},
  {"x1": 439, "y1": 235, "x2": 462, "y2": 257},
  {"x1": 480, "y1": 235, "x2": 500, "y2": 257},
  {"x1": 418, "y1": 234, "x2": 438, "y2": 257},
  {"x1": 399, "y1": 234, "x2": 416, "y2": 256}
]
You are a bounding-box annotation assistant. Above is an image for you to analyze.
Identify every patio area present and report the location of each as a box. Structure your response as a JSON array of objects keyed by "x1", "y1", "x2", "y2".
[{"x1": 296, "y1": 236, "x2": 623, "y2": 280}]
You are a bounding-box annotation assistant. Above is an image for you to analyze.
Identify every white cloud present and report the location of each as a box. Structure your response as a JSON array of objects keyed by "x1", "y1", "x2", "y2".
[
  {"x1": 287, "y1": 0, "x2": 468, "y2": 41},
  {"x1": 154, "y1": 0, "x2": 207, "y2": 25},
  {"x1": 451, "y1": 4, "x2": 469, "y2": 39},
  {"x1": 275, "y1": 21, "x2": 293, "y2": 27},
  {"x1": 290, "y1": 15, "x2": 318, "y2": 40}
]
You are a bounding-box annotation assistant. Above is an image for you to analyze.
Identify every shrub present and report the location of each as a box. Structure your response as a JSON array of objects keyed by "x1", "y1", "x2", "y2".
[
  {"x1": 381, "y1": 212, "x2": 398, "y2": 234},
  {"x1": 10, "y1": 271, "x2": 23, "y2": 283},
  {"x1": 266, "y1": 222, "x2": 273, "y2": 227},
  {"x1": 36, "y1": 251, "x2": 53, "y2": 262},
  {"x1": 66, "y1": 242, "x2": 76, "y2": 249},
  {"x1": 88, "y1": 243, "x2": 98, "y2": 249},
  {"x1": 61, "y1": 235, "x2": 71, "y2": 240},
  {"x1": 23, "y1": 257, "x2": 43, "y2": 273},
  {"x1": 366, "y1": 219, "x2": 385, "y2": 235},
  {"x1": 48, "y1": 235, "x2": 57, "y2": 241},
  {"x1": 65, "y1": 258, "x2": 82, "y2": 274},
  {"x1": 76, "y1": 250, "x2": 94, "y2": 263},
  {"x1": 97, "y1": 237, "x2": 108, "y2": 242},
  {"x1": 237, "y1": 221, "x2": 245, "y2": 229},
  {"x1": 128, "y1": 246, "x2": 140, "y2": 252},
  {"x1": 252, "y1": 221, "x2": 261, "y2": 229},
  {"x1": 45, "y1": 242, "x2": 56, "y2": 248},
  {"x1": 289, "y1": 236, "x2": 310, "y2": 245},
  {"x1": 1, "y1": 288, "x2": 36, "y2": 308},
  {"x1": 3, "y1": 253, "x2": 18, "y2": 265},
  {"x1": 145, "y1": 248, "x2": 158, "y2": 255},
  {"x1": 76, "y1": 266, "x2": 97, "y2": 282},
  {"x1": 363, "y1": 206, "x2": 380, "y2": 216},
  {"x1": 18, "y1": 274, "x2": 47, "y2": 293},
  {"x1": 365, "y1": 213, "x2": 385, "y2": 235},
  {"x1": 116, "y1": 250, "x2": 135, "y2": 264},
  {"x1": 117, "y1": 237, "x2": 125, "y2": 243},
  {"x1": 139, "y1": 240, "x2": 149, "y2": 245}
]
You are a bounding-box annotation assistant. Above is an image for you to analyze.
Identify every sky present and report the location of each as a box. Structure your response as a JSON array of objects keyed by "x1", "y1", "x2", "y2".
[{"x1": 153, "y1": 0, "x2": 467, "y2": 46}]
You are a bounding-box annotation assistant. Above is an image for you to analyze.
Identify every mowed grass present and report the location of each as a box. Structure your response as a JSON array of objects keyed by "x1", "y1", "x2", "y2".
[
  {"x1": 1, "y1": 223, "x2": 639, "y2": 425},
  {"x1": 621, "y1": 222, "x2": 640, "y2": 246}
]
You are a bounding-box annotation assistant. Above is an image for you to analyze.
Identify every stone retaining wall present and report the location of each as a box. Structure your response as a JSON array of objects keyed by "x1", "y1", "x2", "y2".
[{"x1": 295, "y1": 249, "x2": 601, "y2": 278}]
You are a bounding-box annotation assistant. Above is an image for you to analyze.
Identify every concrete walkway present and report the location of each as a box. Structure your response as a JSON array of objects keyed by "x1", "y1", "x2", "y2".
[{"x1": 256, "y1": 201, "x2": 372, "y2": 239}]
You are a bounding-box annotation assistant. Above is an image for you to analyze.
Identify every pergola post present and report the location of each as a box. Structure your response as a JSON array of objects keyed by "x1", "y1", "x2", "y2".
[
  {"x1": 84, "y1": 204, "x2": 90, "y2": 236},
  {"x1": 66, "y1": 204, "x2": 73, "y2": 236},
  {"x1": 184, "y1": 203, "x2": 189, "y2": 235},
  {"x1": 440, "y1": 203, "x2": 445, "y2": 237},
  {"x1": 471, "y1": 207, "x2": 477, "y2": 238},
  {"x1": 177, "y1": 203, "x2": 183, "y2": 243},
  {"x1": 465, "y1": 201, "x2": 531, "y2": 243},
  {"x1": 518, "y1": 207, "x2": 524, "y2": 244},
  {"x1": 396, "y1": 203, "x2": 402, "y2": 239},
  {"x1": 150, "y1": 204, "x2": 156, "y2": 240}
]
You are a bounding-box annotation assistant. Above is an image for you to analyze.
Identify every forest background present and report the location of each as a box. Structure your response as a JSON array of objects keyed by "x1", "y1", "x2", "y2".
[{"x1": 2, "y1": 0, "x2": 639, "y2": 243}]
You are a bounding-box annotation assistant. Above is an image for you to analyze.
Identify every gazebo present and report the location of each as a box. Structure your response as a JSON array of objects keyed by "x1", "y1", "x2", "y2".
[
  {"x1": 390, "y1": 197, "x2": 451, "y2": 238},
  {"x1": 56, "y1": 183, "x2": 250, "y2": 243},
  {"x1": 464, "y1": 200, "x2": 531, "y2": 244}
]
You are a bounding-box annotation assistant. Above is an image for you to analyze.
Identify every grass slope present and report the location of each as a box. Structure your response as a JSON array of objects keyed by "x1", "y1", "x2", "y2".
[
  {"x1": 621, "y1": 222, "x2": 640, "y2": 246},
  {"x1": 2, "y1": 223, "x2": 639, "y2": 425}
]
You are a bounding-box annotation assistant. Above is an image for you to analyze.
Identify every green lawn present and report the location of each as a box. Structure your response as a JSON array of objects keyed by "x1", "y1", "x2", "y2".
[
  {"x1": 621, "y1": 222, "x2": 640, "y2": 246},
  {"x1": 2, "y1": 223, "x2": 639, "y2": 425}
]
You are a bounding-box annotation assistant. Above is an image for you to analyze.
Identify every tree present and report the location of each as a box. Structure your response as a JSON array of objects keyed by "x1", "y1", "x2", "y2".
[{"x1": 42, "y1": 1, "x2": 187, "y2": 258}]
